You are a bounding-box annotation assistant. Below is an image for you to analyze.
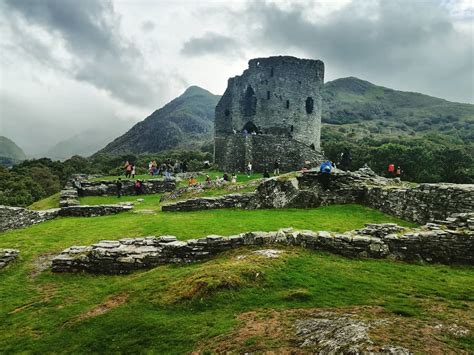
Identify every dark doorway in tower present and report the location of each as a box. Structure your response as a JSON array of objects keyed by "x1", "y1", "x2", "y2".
[
  {"x1": 242, "y1": 85, "x2": 257, "y2": 117},
  {"x1": 242, "y1": 121, "x2": 259, "y2": 134}
]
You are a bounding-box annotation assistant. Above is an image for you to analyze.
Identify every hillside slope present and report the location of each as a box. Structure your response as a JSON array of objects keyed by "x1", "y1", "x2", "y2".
[
  {"x1": 46, "y1": 123, "x2": 132, "y2": 160},
  {"x1": 0, "y1": 136, "x2": 27, "y2": 166},
  {"x1": 322, "y1": 77, "x2": 473, "y2": 142},
  {"x1": 98, "y1": 78, "x2": 473, "y2": 156},
  {"x1": 97, "y1": 86, "x2": 220, "y2": 155}
]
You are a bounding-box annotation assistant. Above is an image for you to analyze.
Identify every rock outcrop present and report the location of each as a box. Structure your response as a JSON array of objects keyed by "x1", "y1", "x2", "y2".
[
  {"x1": 0, "y1": 249, "x2": 19, "y2": 269},
  {"x1": 52, "y1": 213, "x2": 474, "y2": 274}
]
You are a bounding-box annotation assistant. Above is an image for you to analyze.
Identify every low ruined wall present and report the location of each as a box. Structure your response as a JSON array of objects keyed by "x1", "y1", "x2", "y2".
[
  {"x1": 59, "y1": 189, "x2": 80, "y2": 207},
  {"x1": 162, "y1": 169, "x2": 474, "y2": 225},
  {"x1": 0, "y1": 249, "x2": 19, "y2": 269},
  {"x1": 365, "y1": 184, "x2": 474, "y2": 224},
  {"x1": 0, "y1": 204, "x2": 133, "y2": 233},
  {"x1": 78, "y1": 179, "x2": 176, "y2": 197},
  {"x1": 51, "y1": 213, "x2": 474, "y2": 274},
  {"x1": 161, "y1": 193, "x2": 254, "y2": 212},
  {"x1": 58, "y1": 204, "x2": 133, "y2": 217},
  {"x1": 0, "y1": 206, "x2": 59, "y2": 233}
]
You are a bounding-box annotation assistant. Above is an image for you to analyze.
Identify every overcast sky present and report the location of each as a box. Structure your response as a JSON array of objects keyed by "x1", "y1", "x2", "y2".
[{"x1": 0, "y1": 0, "x2": 473, "y2": 155}]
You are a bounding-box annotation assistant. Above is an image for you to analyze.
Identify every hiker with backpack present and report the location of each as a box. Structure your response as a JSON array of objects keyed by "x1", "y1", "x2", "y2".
[{"x1": 318, "y1": 161, "x2": 333, "y2": 190}]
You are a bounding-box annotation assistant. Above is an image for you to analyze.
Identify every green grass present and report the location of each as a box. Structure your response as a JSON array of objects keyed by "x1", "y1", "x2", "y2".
[
  {"x1": 28, "y1": 192, "x2": 60, "y2": 210},
  {"x1": 0, "y1": 204, "x2": 472, "y2": 353},
  {"x1": 88, "y1": 170, "x2": 265, "y2": 184}
]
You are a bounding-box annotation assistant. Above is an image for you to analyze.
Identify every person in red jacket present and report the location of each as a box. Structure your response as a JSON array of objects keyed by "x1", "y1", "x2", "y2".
[{"x1": 387, "y1": 163, "x2": 395, "y2": 177}]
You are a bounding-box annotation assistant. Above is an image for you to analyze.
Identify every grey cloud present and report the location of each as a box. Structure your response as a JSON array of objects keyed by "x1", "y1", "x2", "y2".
[
  {"x1": 238, "y1": 0, "x2": 473, "y2": 103},
  {"x1": 3, "y1": 0, "x2": 157, "y2": 106},
  {"x1": 181, "y1": 32, "x2": 242, "y2": 57},
  {"x1": 141, "y1": 20, "x2": 156, "y2": 32}
]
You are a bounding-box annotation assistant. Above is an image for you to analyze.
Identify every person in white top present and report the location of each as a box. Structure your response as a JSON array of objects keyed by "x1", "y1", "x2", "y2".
[{"x1": 247, "y1": 162, "x2": 252, "y2": 177}]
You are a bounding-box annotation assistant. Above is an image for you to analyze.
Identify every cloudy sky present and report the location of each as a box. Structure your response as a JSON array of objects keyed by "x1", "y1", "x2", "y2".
[{"x1": 0, "y1": 0, "x2": 472, "y2": 156}]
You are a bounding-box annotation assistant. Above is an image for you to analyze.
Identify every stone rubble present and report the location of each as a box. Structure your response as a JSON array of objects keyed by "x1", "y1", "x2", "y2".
[
  {"x1": 51, "y1": 213, "x2": 474, "y2": 274},
  {"x1": 0, "y1": 249, "x2": 19, "y2": 269}
]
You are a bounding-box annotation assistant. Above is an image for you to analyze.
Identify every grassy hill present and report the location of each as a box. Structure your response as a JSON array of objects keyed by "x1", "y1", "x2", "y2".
[
  {"x1": 96, "y1": 86, "x2": 220, "y2": 156},
  {"x1": 0, "y1": 136, "x2": 27, "y2": 166},
  {"x1": 322, "y1": 77, "x2": 473, "y2": 142}
]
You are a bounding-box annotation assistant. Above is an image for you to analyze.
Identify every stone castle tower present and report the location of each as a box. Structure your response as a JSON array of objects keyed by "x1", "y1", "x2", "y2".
[{"x1": 214, "y1": 56, "x2": 325, "y2": 172}]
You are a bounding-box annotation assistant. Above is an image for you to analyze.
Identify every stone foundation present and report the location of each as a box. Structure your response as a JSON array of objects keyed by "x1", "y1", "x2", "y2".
[
  {"x1": 59, "y1": 189, "x2": 80, "y2": 207},
  {"x1": 58, "y1": 204, "x2": 133, "y2": 217},
  {"x1": 51, "y1": 213, "x2": 474, "y2": 274},
  {"x1": 0, "y1": 204, "x2": 133, "y2": 233},
  {"x1": 162, "y1": 168, "x2": 474, "y2": 225},
  {"x1": 0, "y1": 206, "x2": 59, "y2": 233},
  {"x1": 78, "y1": 179, "x2": 176, "y2": 197},
  {"x1": 0, "y1": 249, "x2": 19, "y2": 269}
]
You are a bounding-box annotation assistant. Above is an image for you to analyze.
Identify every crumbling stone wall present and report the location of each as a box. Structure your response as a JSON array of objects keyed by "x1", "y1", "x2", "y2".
[
  {"x1": 0, "y1": 206, "x2": 59, "y2": 233},
  {"x1": 78, "y1": 179, "x2": 176, "y2": 197},
  {"x1": 162, "y1": 169, "x2": 474, "y2": 225},
  {"x1": 215, "y1": 56, "x2": 325, "y2": 172},
  {"x1": 0, "y1": 204, "x2": 133, "y2": 233},
  {"x1": 51, "y1": 213, "x2": 474, "y2": 274}
]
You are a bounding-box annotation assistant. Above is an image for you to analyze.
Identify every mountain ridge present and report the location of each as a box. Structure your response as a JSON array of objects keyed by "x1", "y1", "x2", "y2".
[{"x1": 94, "y1": 77, "x2": 473, "y2": 156}]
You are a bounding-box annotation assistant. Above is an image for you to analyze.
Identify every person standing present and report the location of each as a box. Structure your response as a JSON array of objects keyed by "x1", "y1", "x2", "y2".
[
  {"x1": 263, "y1": 169, "x2": 270, "y2": 178},
  {"x1": 388, "y1": 163, "x2": 395, "y2": 177},
  {"x1": 131, "y1": 165, "x2": 136, "y2": 179},
  {"x1": 116, "y1": 178, "x2": 123, "y2": 198},
  {"x1": 247, "y1": 162, "x2": 252, "y2": 177},
  {"x1": 340, "y1": 148, "x2": 352, "y2": 171},
  {"x1": 273, "y1": 160, "x2": 280, "y2": 175},
  {"x1": 231, "y1": 173, "x2": 237, "y2": 184},
  {"x1": 396, "y1": 166, "x2": 401, "y2": 178}
]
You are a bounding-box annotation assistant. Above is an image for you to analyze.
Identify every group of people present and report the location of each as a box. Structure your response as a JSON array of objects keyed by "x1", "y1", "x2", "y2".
[
  {"x1": 387, "y1": 163, "x2": 402, "y2": 178},
  {"x1": 123, "y1": 161, "x2": 136, "y2": 178},
  {"x1": 148, "y1": 159, "x2": 188, "y2": 178}
]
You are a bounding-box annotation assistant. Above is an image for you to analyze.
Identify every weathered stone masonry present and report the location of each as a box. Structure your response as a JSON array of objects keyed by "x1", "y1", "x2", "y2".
[
  {"x1": 162, "y1": 168, "x2": 474, "y2": 225},
  {"x1": 51, "y1": 213, "x2": 474, "y2": 274},
  {"x1": 78, "y1": 179, "x2": 176, "y2": 197},
  {"x1": 0, "y1": 204, "x2": 133, "y2": 233},
  {"x1": 215, "y1": 56, "x2": 325, "y2": 172}
]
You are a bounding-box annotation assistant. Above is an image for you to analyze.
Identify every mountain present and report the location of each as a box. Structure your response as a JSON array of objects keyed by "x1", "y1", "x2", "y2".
[
  {"x1": 0, "y1": 136, "x2": 27, "y2": 166},
  {"x1": 98, "y1": 79, "x2": 473, "y2": 156},
  {"x1": 321, "y1": 77, "x2": 474, "y2": 142},
  {"x1": 97, "y1": 86, "x2": 220, "y2": 155},
  {"x1": 46, "y1": 122, "x2": 133, "y2": 160}
]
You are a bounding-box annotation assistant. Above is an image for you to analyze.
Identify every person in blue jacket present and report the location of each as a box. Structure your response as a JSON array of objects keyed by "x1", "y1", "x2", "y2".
[{"x1": 319, "y1": 161, "x2": 333, "y2": 190}]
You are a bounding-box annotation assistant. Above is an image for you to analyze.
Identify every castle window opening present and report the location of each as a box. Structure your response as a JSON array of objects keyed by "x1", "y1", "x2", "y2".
[
  {"x1": 286, "y1": 100, "x2": 290, "y2": 109},
  {"x1": 267, "y1": 91, "x2": 270, "y2": 100},
  {"x1": 291, "y1": 125, "x2": 294, "y2": 132},
  {"x1": 305, "y1": 97, "x2": 314, "y2": 114},
  {"x1": 224, "y1": 109, "x2": 230, "y2": 117},
  {"x1": 270, "y1": 67, "x2": 274, "y2": 77},
  {"x1": 243, "y1": 85, "x2": 257, "y2": 116}
]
